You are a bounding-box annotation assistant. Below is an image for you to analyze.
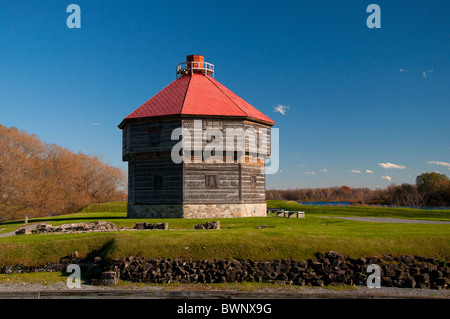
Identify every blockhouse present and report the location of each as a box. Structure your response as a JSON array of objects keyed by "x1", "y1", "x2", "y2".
[{"x1": 118, "y1": 55, "x2": 275, "y2": 218}]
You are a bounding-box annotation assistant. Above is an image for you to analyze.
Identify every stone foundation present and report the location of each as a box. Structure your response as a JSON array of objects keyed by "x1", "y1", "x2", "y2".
[
  {"x1": 127, "y1": 203, "x2": 266, "y2": 219},
  {"x1": 127, "y1": 204, "x2": 184, "y2": 218}
]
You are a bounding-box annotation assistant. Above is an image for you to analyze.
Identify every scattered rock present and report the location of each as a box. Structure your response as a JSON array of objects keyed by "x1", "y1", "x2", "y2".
[
  {"x1": 194, "y1": 221, "x2": 220, "y2": 230},
  {"x1": 133, "y1": 222, "x2": 168, "y2": 230},
  {"x1": 69, "y1": 251, "x2": 79, "y2": 259},
  {"x1": 16, "y1": 221, "x2": 120, "y2": 235}
]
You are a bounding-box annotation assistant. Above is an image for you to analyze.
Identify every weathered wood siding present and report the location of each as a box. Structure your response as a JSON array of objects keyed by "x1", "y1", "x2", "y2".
[
  {"x1": 124, "y1": 117, "x2": 270, "y2": 207},
  {"x1": 122, "y1": 120, "x2": 182, "y2": 161},
  {"x1": 181, "y1": 119, "x2": 271, "y2": 159},
  {"x1": 129, "y1": 155, "x2": 183, "y2": 205},
  {"x1": 240, "y1": 163, "x2": 266, "y2": 203},
  {"x1": 124, "y1": 119, "x2": 183, "y2": 205},
  {"x1": 183, "y1": 162, "x2": 240, "y2": 204}
]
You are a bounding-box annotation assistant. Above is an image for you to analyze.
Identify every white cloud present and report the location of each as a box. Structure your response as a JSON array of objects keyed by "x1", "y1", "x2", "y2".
[
  {"x1": 320, "y1": 169, "x2": 328, "y2": 173},
  {"x1": 350, "y1": 170, "x2": 361, "y2": 174},
  {"x1": 365, "y1": 170, "x2": 374, "y2": 174},
  {"x1": 273, "y1": 104, "x2": 290, "y2": 115},
  {"x1": 381, "y1": 176, "x2": 392, "y2": 181},
  {"x1": 305, "y1": 171, "x2": 315, "y2": 175},
  {"x1": 422, "y1": 69, "x2": 433, "y2": 78},
  {"x1": 378, "y1": 162, "x2": 406, "y2": 169},
  {"x1": 427, "y1": 161, "x2": 450, "y2": 169},
  {"x1": 400, "y1": 68, "x2": 405, "y2": 72},
  {"x1": 93, "y1": 123, "x2": 101, "y2": 126}
]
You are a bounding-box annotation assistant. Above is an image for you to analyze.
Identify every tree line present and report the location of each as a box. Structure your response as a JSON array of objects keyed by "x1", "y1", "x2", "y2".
[
  {"x1": 267, "y1": 172, "x2": 450, "y2": 207},
  {"x1": 0, "y1": 125, "x2": 127, "y2": 222}
]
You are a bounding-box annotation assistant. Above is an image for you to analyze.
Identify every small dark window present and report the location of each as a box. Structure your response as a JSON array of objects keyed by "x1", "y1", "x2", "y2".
[
  {"x1": 205, "y1": 175, "x2": 218, "y2": 188},
  {"x1": 123, "y1": 128, "x2": 128, "y2": 151},
  {"x1": 149, "y1": 133, "x2": 160, "y2": 145},
  {"x1": 250, "y1": 176, "x2": 257, "y2": 189},
  {"x1": 154, "y1": 175, "x2": 163, "y2": 189},
  {"x1": 129, "y1": 176, "x2": 134, "y2": 191},
  {"x1": 147, "y1": 122, "x2": 162, "y2": 133}
]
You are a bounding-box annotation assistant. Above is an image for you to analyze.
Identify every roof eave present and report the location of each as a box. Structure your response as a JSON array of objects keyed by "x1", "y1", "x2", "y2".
[{"x1": 118, "y1": 114, "x2": 275, "y2": 130}]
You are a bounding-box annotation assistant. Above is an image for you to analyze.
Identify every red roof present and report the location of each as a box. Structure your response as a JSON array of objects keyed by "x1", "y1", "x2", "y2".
[{"x1": 121, "y1": 74, "x2": 275, "y2": 126}]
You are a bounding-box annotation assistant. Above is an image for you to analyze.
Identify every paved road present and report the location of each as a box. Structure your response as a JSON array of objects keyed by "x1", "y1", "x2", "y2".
[{"x1": 321, "y1": 216, "x2": 450, "y2": 224}]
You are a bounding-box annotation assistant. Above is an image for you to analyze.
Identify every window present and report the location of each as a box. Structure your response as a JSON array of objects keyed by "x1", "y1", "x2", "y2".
[
  {"x1": 154, "y1": 175, "x2": 163, "y2": 189},
  {"x1": 250, "y1": 175, "x2": 257, "y2": 189},
  {"x1": 147, "y1": 122, "x2": 162, "y2": 133},
  {"x1": 124, "y1": 126, "x2": 130, "y2": 152},
  {"x1": 205, "y1": 175, "x2": 218, "y2": 188},
  {"x1": 149, "y1": 133, "x2": 160, "y2": 145}
]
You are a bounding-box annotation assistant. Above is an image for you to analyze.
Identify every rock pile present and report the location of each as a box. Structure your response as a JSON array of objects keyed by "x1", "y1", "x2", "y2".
[
  {"x1": 15, "y1": 221, "x2": 119, "y2": 235},
  {"x1": 91, "y1": 271, "x2": 119, "y2": 286},
  {"x1": 133, "y1": 222, "x2": 168, "y2": 230},
  {"x1": 194, "y1": 221, "x2": 220, "y2": 230},
  {"x1": 102, "y1": 252, "x2": 449, "y2": 289}
]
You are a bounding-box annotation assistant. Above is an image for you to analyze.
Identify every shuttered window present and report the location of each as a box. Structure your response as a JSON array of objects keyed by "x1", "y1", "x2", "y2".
[
  {"x1": 205, "y1": 175, "x2": 218, "y2": 188},
  {"x1": 154, "y1": 175, "x2": 163, "y2": 189},
  {"x1": 250, "y1": 175, "x2": 257, "y2": 189}
]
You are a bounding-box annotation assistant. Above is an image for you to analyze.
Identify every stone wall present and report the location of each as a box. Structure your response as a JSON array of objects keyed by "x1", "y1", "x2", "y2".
[
  {"x1": 127, "y1": 203, "x2": 267, "y2": 219},
  {"x1": 183, "y1": 203, "x2": 266, "y2": 218},
  {"x1": 127, "y1": 204, "x2": 184, "y2": 218},
  {"x1": 101, "y1": 253, "x2": 449, "y2": 289},
  {"x1": 1, "y1": 252, "x2": 449, "y2": 290}
]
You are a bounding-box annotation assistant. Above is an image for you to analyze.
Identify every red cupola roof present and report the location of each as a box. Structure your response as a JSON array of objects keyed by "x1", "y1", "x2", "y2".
[{"x1": 119, "y1": 55, "x2": 275, "y2": 128}]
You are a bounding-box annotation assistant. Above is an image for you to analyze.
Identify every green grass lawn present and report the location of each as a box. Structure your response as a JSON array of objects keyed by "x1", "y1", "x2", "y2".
[
  {"x1": 267, "y1": 200, "x2": 450, "y2": 220},
  {"x1": 0, "y1": 201, "x2": 449, "y2": 266}
]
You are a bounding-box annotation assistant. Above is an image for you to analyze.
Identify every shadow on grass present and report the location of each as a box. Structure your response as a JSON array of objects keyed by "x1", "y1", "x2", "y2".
[
  {"x1": 86, "y1": 238, "x2": 117, "y2": 261},
  {"x1": 58, "y1": 239, "x2": 117, "y2": 286}
]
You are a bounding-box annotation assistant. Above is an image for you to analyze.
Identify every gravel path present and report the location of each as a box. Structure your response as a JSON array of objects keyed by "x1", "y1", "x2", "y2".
[
  {"x1": 0, "y1": 282, "x2": 448, "y2": 299},
  {"x1": 321, "y1": 216, "x2": 450, "y2": 224},
  {"x1": 0, "y1": 223, "x2": 47, "y2": 238}
]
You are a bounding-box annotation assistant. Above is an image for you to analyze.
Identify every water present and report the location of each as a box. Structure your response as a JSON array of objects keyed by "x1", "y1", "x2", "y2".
[{"x1": 297, "y1": 201, "x2": 351, "y2": 207}]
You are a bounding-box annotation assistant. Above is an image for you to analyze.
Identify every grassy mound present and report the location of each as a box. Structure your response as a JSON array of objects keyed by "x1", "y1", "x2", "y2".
[
  {"x1": 0, "y1": 201, "x2": 449, "y2": 266},
  {"x1": 267, "y1": 200, "x2": 450, "y2": 220}
]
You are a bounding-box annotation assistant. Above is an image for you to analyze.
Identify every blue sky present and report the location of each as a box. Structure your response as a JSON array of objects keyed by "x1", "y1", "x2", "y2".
[{"x1": 1, "y1": 0, "x2": 449, "y2": 189}]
